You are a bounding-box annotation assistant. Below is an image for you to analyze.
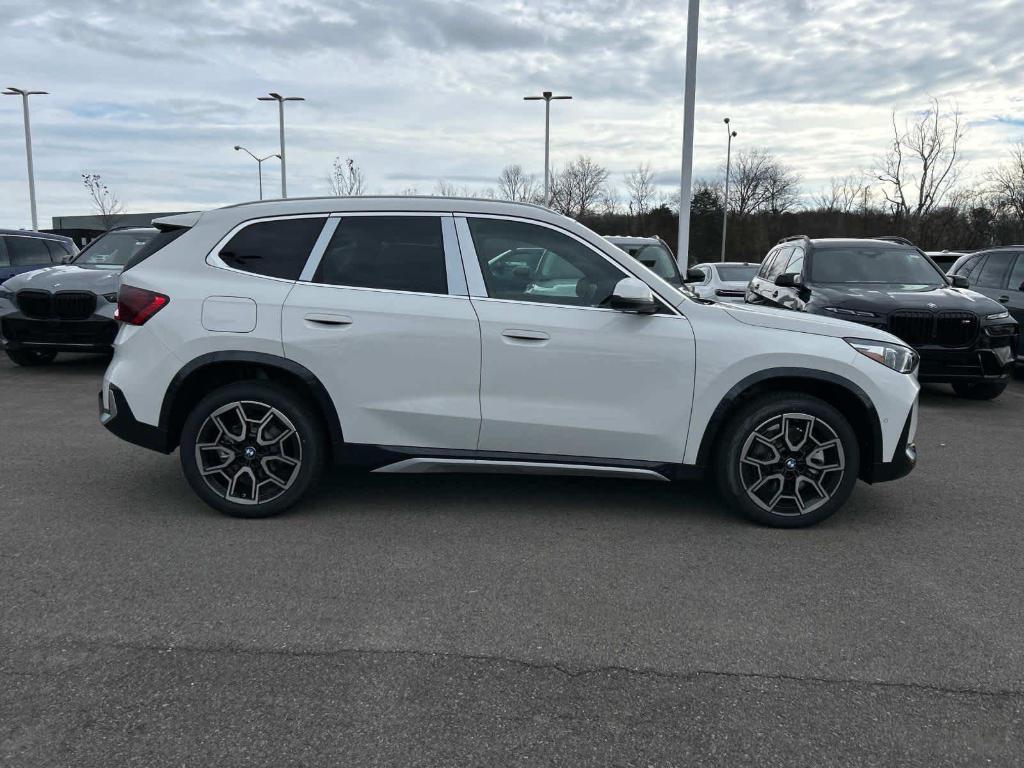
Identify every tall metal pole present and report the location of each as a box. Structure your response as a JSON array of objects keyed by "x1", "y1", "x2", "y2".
[
  {"x1": 234, "y1": 145, "x2": 281, "y2": 202},
  {"x1": 258, "y1": 93, "x2": 304, "y2": 199},
  {"x1": 4, "y1": 87, "x2": 47, "y2": 230},
  {"x1": 720, "y1": 118, "x2": 737, "y2": 262},
  {"x1": 257, "y1": 160, "x2": 264, "y2": 201},
  {"x1": 677, "y1": 0, "x2": 700, "y2": 266},
  {"x1": 524, "y1": 91, "x2": 572, "y2": 207}
]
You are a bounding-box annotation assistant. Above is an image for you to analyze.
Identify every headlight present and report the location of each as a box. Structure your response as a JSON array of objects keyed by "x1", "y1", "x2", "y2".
[
  {"x1": 825, "y1": 306, "x2": 878, "y2": 318},
  {"x1": 986, "y1": 310, "x2": 1009, "y2": 320},
  {"x1": 103, "y1": 292, "x2": 118, "y2": 303},
  {"x1": 0, "y1": 288, "x2": 13, "y2": 303},
  {"x1": 846, "y1": 337, "x2": 919, "y2": 374}
]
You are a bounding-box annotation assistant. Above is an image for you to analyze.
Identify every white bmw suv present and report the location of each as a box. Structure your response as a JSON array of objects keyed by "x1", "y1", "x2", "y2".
[{"x1": 100, "y1": 197, "x2": 919, "y2": 527}]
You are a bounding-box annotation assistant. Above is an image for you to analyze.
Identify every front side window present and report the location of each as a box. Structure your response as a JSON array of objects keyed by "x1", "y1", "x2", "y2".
[
  {"x1": 1007, "y1": 254, "x2": 1024, "y2": 292},
  {"x1": 975, "y1": 251, "x2": 1014, "y2": 289},
  {"x1": 808, "y1": 246, "x2": 944, "y2": 285},
  {"x1": 218, "y1": 217, "x2": 326, "y2": 280},
  {"x1": 314, "y1": 216, "x2": 448, "y2": 294},
  {"x1": 784, "y1": 247, "x2": 805, "y2": 276},
  {"x1": 469, "y1": 218, "x2": 626, "y2": 307},
  {"x1": 957, "y1": 254, "x2": 986, "y2": 281},
  {"x1": 5, "y1": 236, "x2": 51, "y2": 267},
  {"x1": 766, "y1": 247, "x2": 793, "y2": 280}
]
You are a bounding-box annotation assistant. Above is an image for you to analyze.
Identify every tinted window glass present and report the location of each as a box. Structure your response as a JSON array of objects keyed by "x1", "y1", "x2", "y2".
[
  {"x1": 767, "y1": 247, "x2": 793, "y2": 279},
  {"x1": 5, "y1": 236, "x2": 52, "y2": 266},
  {"x1": 314, "y1": 216, "x2": 447, "y2": 294},
  {"x1": 0, "y1": 239, "x2": 9, "y2": 267},
  {"x1": 975, "y1": 251, "x2": 1013, "y2": 289},
  {"x1": 45, "y1": 240, "x2": 69, "y2": 262},
  {"x1": 809, "y1": 246, "x2": 943, "y2": 285},
  {"x1": 123, "y1": 228, "x2": 187, "y2": 272},
  {"x1": 469, "y1": 218, "x2": 626, "y2": 307},
  {"x1": 758, "y1": 249, "x2": 778, "y2": 278},
  {"x1": 618, "y1": 243, "x2": 680, "y2": 284},
  {"x1": 219, "y1": 217, "x2": 326, "y2": 280},
  {"x1": 717, "y1": 265, "x2": 758, "y2": 282},
  {"x1": 1008, "y1": 255, "x2": 1024, "y2": 292},
  {"x1": 784, "y1": 247, "x2": 804, "y2": 276},
  {"x1": 957, "y1": 254, "x2": 985, "y2": 280},
  {"x1": 74, "y1": 230, "x2": 156, "y2": 268}
]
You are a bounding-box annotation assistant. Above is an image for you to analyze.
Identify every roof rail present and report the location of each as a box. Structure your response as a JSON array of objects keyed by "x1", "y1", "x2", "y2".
[
  {"x1": 872, "y1": 235, "x2": 916, "y2": 246},
  {"x1": 777, "y1": 235, "x2": 810, "y2": 244}
]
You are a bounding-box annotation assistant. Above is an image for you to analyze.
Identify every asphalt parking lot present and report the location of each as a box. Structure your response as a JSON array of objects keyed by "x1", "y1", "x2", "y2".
[{"x1": 1, "y1": 354, "x2": 1023, "y2": 767}]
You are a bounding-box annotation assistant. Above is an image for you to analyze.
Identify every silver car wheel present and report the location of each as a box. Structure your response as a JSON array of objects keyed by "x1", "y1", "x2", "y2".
[
  {"x1": 738, "y1": 412, "x2": 846, "y2": 516},
  {"x1": 194, "y1": 400, "x2": 302, "y2": 506}
]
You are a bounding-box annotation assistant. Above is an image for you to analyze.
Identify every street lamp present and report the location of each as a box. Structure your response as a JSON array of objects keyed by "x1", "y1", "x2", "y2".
[
  {"x1": 523, "y1": 91, "x2": 572, "y2": 206},
  {"x1": 720, "y1": 117, "x2": 737, "y2": 262},
  {"x1": 677, "y1": 0, "x2": 700, "y2": 265},
  {"x1": 257, "y1": 92, "x2": 304, "y2": 198},
  {"x1": 3, "y1": 86, "x2": 48, "y2": 230},
  {"x1": 234, "y1": 146, "x2": 281, "y2": 201}
]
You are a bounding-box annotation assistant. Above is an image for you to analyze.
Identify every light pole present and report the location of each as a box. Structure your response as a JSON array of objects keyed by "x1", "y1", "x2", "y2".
[
  {"x1": 677, "y1": 0, "x2": 700, "y2": 265},
  {"x1": 720, "y1": 118, "x2": 737, "y2": 262},
  {"x1": 234, "y1": 145, "x2": 281, "y2": 201},
  {"x1": 3, "y1": 86, "x2": 48, "y2": 230},
  {"x1": 523, "y1": 91, "x2": 572, "y2": 206},
  {"x1": 257, "y1": 92, "x2": 304, "y2": 198}
]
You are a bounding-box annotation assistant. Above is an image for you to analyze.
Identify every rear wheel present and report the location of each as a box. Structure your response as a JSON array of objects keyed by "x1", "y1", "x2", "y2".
[
  {"x1": 951, "y1": 381, "x2": 1007, "y2": 400},
  {"x1": 6, "y1": 349, "x2": 57, "y2": 366},
  {"x1": 716, "y1": 393, "x2": 860, "y2": 528},
  {"x1": 179, "y1": 381, "x2": 325, "y2": 518}
]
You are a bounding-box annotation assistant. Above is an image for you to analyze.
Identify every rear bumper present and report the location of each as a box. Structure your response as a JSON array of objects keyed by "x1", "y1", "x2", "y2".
[
  {"x1": 863, "y1": 406, "x2": 917, "y2": 484},
  {"x1": 99, "y1": 384, "x2": 173, "y2": 454},
  {"x1": 1, "y1": 313, "x2": 118, "y2": 353}
]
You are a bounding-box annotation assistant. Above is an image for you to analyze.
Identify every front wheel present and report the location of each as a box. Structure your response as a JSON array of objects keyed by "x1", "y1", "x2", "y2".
[
  {"x1": 716, "y1": 393, "x2": 860, "y2": 528},
  {"x1": 951, "y1": 381, "x2": 1007, "y2": 400},
  {"x1": 6, "y1": 349, "x2": 57, "y2": 366},
  {"x1": 179, "y1": 381, "x2": 325, "y2": 518}
]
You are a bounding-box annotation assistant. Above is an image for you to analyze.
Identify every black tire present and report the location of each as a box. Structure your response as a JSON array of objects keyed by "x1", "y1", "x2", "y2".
[
  {"x1": 951, "y1": 381, "x2": 1007, "y2": 400},
  {"x1": 6, "y1": 349, "x2": 57, "y2": 366},
  {"x1": 179, "y1": 380, "x2": 325, "y2": 518},
  {"x1": 716, "y1": 393, "x2": 860, "y2": 528}
]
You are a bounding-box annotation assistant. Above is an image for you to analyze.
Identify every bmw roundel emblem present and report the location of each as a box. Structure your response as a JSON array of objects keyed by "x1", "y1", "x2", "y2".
[{"x1": 927, "y1": 302, "x2": 937, "y2": 308}]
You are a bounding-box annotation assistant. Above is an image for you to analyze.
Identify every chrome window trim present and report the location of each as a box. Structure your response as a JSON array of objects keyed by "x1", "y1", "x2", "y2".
[
  {"x1": 454, "y1": 213, "x2": 681, "y2": 316},
  {"x1": 286, "y1": 281, "x2": 471, "y2": 300},
  {"x1": 298, "y1": 211, "x2": 464, "y2": 297}
]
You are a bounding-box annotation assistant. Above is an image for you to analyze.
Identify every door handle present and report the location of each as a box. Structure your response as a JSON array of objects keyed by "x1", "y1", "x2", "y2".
[
  {"x1": 304, "y1": 312, "x2": 353, "y2": 327},
  {"x1": 501, "y1": 329, "x2": 550, "y2": 342}
]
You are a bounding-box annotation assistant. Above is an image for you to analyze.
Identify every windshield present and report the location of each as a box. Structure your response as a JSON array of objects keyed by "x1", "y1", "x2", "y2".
[
  {"x1": 74, "y1": 231, "x2": 156, "y2": 268},
  {"x1": 809, "y1": 246, "x2": 944, "y2": 285},
  {"x1": 617, "y1": 242, "x2": 681, "y2": 284},
  {"x1": 716, "y1": 265, "x2": 759, "y2": 282}
]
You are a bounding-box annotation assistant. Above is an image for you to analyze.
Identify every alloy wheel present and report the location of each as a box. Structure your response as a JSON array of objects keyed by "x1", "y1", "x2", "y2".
[
  {"x1": 194, "y1": 400, "x2": 302, "y2": 506},
  {"x1": 738, "y1": 412, "x2": 846, "y2": 516}
]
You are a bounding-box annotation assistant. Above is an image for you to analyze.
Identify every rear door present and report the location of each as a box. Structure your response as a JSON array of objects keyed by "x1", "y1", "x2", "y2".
[
  {"x1": 281, "y1": 213, "x2": 481, "y2": 451},
  {"x1": 971, "y1": 250, "x2": 1015, "y2": 305}
]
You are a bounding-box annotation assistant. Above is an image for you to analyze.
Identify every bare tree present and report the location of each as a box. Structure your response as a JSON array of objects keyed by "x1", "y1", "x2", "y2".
[
  {"x1": 728, "y1": 149, "x2": 798, "y2": 216},
  {"x1": 548, "y1": 156, "x2": 610, "y2": 218},
  {"x1": 814, "y1": 174, "x2": 873, "y2": 214},
  {"x1": 327, "y1": 157, "x2": 367, "y2": 196},
  {"x1": 497, "y1": 164, "x2": 540, "y2": 202},
  {"x1": 624, "y1": 162, "x2": 657, "y2": 219},
  {"x1": 989, "y1": 141, "x2": 1024, "y2": 222},
  {"x1": 876, "y1": 97, "x2": 966, "y2": 226},
  {"x1": 82, "y1": 173, "x2": 126, "y2": 230},
  {"x1": 598, "y1": 185, "x2": 621, "y2": 216}
]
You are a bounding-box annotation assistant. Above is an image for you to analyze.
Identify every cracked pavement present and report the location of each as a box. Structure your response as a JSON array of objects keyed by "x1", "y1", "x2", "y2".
[{"x1": 2, "y1": 355, "x2": 1023, "y2": 766}]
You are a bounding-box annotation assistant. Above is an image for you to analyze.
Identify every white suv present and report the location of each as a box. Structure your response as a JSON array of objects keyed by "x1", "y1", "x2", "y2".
[{"x1": 100, "y1": 197, "x2": 920, "y2": 527}]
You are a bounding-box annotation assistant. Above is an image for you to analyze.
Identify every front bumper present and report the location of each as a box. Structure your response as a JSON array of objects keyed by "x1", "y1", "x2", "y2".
[
  {"x1": 915, "y1": 343, "x2": 1015, "y2": 383},
  {"x1": 863, "y1": 404, "x2": 917, "y2": 484},
  {"x1": 1, "y1": 312, "x2": 118, "y2": 353},
  {"x1": 99, "y1": 384, "x2": 173, "y2": 454}
]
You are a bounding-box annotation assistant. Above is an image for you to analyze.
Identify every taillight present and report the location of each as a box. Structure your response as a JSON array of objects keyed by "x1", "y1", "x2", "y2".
[{"x1": 115, "y1": 284, "x2": 169, "y2": 325}]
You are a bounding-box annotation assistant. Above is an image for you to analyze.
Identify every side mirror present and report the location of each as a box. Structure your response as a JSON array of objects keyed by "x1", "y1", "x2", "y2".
[
  {"x1": 949, "y1": 274, "x2": 969, "y2": 289},
  {"x1": 774, "y1": 272, "x2": 802, "y2": 288},
  {"x1": 608, "y1": 277, "x2": 659, "y2": 315},
  {"x1": 682, "y1": 268, "x2": 705, "y2": 283}
]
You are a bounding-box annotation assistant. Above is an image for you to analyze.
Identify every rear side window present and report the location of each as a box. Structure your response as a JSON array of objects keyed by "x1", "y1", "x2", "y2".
[
  {"x1": 957, "y1": 254, "x2": 985, "y2": 280},
  {"x1": 123, "y1": 228, "x2": 189, "y2": 272},
  {"x1": 218, "y1": 217, "x2": 326, "y2": 280},
  {"x1": 5, "y1": 236, "x2": 51, "y2": 266},
  {"x1": 758, "y1": 248, "x2": 778, "y2": 278},
  {"x1": 975, "y1": 252, "x2": 1013, "y2": 289},
  {"x1": 314, "y1": 216, "x2": 448, "y2": 294},
  {"x1": 0, "y1": 239, "x2": 9, "y2": 267},
  {"x1": 1008, "y1": 254, "x2": 1024, "y2": 292},
  {"x1": 44, "y1": 240, "x2": 68, "y2": 263}
]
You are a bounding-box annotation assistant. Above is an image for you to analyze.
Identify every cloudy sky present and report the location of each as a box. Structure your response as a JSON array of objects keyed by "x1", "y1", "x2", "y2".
[{"x1": 1, "y1": 0, "x2": 1022, "y2": 228}]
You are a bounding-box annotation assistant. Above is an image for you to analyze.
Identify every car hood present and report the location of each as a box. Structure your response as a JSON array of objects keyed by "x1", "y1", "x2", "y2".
[
  {"x1": 808, "y1": 282, "x2": 1003, "y2": 315},
  {"x1": 1, "y1": 264, "x2": 122, "y2": 293},
  {"x1": 722, "y1": 301, "x2": 896, "y2": 341}
]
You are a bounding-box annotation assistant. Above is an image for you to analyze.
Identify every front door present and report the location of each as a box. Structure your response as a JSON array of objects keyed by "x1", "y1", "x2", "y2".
[
  {"x1": 457, "y1": 215, "x2": 695, "y2": 464},
  {"x1": 282, "y1": 213, "x2": 481, "y2": 451}
]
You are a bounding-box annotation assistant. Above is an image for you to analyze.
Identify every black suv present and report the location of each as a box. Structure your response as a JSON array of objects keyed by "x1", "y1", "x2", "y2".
[{"x1": 746, "y1": 236, "x2": 1019, "y2": 399}]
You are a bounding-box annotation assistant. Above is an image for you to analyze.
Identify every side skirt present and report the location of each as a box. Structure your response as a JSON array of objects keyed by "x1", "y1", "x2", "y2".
[{"x1": 373, "y1": 457, "x2": 671, "y2": 482}]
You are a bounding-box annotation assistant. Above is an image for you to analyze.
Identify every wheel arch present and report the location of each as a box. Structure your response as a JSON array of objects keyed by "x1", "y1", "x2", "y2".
[
  {"x1": 694, "y1": 367, "x2": 882, "y2": 482},
  {"x1": 159, "y1": 351, "x2": 344, "y2": 458}
]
